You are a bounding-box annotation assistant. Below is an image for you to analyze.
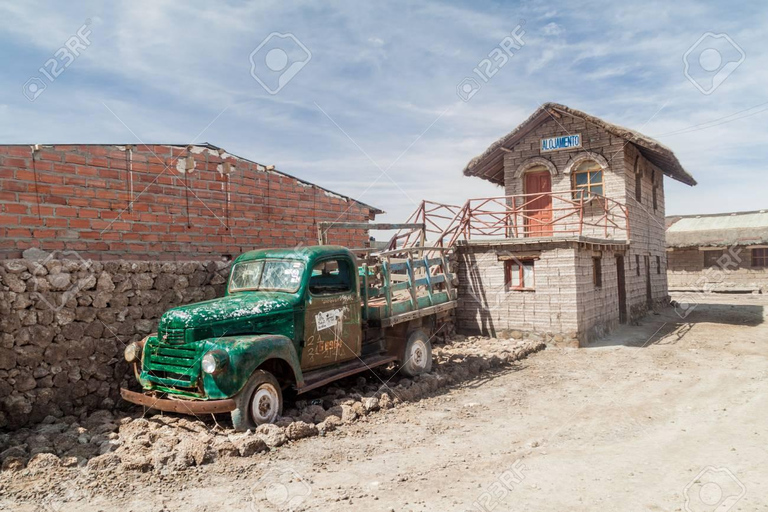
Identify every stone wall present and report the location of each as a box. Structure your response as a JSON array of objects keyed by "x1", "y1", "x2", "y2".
[{"x1": 0, "y1": 255, "x2": 230, "y2": 430}]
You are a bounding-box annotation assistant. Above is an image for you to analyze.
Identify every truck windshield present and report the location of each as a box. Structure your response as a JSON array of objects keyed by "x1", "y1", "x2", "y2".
[{"x1": 228, "y1": 260, "x2": 305, "y2": 293}]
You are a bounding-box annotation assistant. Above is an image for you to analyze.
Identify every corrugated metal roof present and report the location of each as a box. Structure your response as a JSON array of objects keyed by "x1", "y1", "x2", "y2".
[
  {"x1": 666, "y1": 210, "x2": 768, "y2": 248},
  {"x1": 667, "y1": 211, "x2": 768, "y2": 232}
]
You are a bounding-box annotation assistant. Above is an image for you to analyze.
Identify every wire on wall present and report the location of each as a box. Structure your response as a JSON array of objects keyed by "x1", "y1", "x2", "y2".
[
  {"x1": 30, "y1": 145, "x2": 42, "y2": 220},
  {"x1": 125, "y1": 144, "x2": 134, "y2": 213}
]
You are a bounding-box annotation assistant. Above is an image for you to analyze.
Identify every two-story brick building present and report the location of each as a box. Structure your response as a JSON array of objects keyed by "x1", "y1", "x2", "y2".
[{"x1": 449, "y1": 103, "x2": 696, "y2": 345}]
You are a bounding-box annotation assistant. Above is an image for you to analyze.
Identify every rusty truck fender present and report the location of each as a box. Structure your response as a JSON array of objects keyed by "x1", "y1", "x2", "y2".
[{"x1": 200, "y1": 334, "x2": 303, "y2": 399}]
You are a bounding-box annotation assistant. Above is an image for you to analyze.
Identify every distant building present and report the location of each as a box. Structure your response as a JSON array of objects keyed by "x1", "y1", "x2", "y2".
[{"x1": 666, "y1": 210, "x2": 768, "y2": 293}]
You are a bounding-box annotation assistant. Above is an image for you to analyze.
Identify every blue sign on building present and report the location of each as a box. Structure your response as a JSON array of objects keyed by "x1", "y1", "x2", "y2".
[{"x1": 541, "y1": 134, "x2": 581, "y2": 152}]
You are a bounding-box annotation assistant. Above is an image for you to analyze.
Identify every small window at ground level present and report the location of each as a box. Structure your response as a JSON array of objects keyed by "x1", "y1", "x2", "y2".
[
  {"x1": 656, "y1": 255, "x2": 661, "y2": 274},
  {"x1": 504, "y1": 259, "x2": 535, "y2": 290},
  {"x1": 593, "y1": 257, "x2": 602, "y2": 287},
  {"x1": 635, "y1": 254, "x2": 640, "y2": 276},
  {"x1": 752, "y1": 248, "x2": 768, "y2": 267},
  {"x1": 572, "y1": 160, "x2": 604, "y2": 199},
  {"x1": 703, "y1": 250, "x2": 724, "y2": 268}
]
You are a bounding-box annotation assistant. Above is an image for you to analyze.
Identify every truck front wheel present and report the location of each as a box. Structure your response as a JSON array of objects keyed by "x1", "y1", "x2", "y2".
[
  {"x1": 400, "y1": 328, "x2": 433, "y2": 377},
  {"x1": 231, "y1": 370, "x2": 283, "y2": 431}
]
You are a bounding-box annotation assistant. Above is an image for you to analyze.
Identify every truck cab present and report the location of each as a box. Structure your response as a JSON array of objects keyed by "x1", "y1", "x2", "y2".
[{"x1": 121, "y1": 245, "x2": 456, "y2": 430}]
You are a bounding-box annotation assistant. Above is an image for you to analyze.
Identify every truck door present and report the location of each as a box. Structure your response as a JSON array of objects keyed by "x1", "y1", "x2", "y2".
[{"x1": 301, "y1": 257, "x2": 362, "y2": 370}]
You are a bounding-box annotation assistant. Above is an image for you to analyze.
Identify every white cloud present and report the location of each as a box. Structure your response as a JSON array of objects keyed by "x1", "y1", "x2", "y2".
[
  {"x1": 0, "y1": 0, "x2": 766, "y2": 224},
  {"x1": 542, "y1": 22, "x2": 564, "y2": 36}
]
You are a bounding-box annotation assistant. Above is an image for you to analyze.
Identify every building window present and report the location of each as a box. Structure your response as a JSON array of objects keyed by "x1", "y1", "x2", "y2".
[
  {"x1": 635, "y1": 172, "x2": 642, "y2": 202},
  {"x1": 593, "y1": 257, "x2": 602, "y2": 287},
  {"x1": 505, "y1": 259, "x2": 535, "y2": 290},
  {"x1": 752, "y1": 248, "x2": 768, "y2": 267},
  {"x1": 635, "y1": 254, "x2": 640, "y2": 276},
  {"x1": 703, "y1": 250, "x2": 724, "y2": 268},
  {"x1": 656, "y1": 255, "x2": 661, "y2": 274},
  {"x1": 652, "y1": 186, "x2": 658, "y2": 211},
  {"x1": 572, "y1": 160, "x2": 603, "y2": 199}
]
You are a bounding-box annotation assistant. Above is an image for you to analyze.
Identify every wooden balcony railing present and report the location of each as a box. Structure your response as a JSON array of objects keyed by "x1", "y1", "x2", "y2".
[{"x1": 388, "y1": 192, "x2": 630, "y2": 253}]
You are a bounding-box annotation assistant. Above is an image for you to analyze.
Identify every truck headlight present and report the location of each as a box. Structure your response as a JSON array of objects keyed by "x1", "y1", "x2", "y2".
[
  {"x1": 124, "y1": 342, "x2": 142, "y2": 363},
  {"x1": 202, "y1": 350, "x2": 228, "y2": 374}
]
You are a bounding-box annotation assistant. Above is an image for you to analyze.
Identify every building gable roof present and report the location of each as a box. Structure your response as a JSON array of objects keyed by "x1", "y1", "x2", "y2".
[{"x1": 462, "y1": 102, "x2": 697, "y2": 187}]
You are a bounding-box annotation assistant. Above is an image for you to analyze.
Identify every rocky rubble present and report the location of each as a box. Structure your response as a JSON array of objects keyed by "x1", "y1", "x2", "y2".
[
  {"x1": 0, "y1": 335, "x2": 545, "y2": 479},
  {"x1": 0, "y1": 256, "x2": 231, "y2": 429}
]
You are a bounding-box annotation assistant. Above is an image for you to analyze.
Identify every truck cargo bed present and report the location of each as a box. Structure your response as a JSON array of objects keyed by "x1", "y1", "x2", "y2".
[{"x1": 359, "y1": 250, "x2": 457, "y2": 327}]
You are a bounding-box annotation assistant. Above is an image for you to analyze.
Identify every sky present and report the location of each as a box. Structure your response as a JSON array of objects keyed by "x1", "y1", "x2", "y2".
[{"x1": 1, "y1": 0, "x2": 767, "y2": 227}]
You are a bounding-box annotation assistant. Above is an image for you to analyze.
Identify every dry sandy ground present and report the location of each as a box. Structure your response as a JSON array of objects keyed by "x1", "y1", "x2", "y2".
[{"x1": 3, "y1": 293, "x2": 768, "y2": 511}]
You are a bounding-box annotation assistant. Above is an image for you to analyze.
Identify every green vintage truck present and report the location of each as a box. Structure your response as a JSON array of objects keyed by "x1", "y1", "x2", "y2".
[{"x1": 121, "y1": 245, "x2": 456, "y2": 430}]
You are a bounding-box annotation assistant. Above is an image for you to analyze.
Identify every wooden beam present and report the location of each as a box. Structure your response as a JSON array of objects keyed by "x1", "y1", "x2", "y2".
[{"x1": 317, "y1": 222, "x2": 425, "y2": 231}]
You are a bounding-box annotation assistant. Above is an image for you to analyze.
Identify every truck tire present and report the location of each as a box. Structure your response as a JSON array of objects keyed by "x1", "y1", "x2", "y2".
[
  {"x1": 231, "y1": 370, "x2": 283, "y2": 431},
  {"x1": 400, "y1": 328, "x2": 433, "y2": 377}
]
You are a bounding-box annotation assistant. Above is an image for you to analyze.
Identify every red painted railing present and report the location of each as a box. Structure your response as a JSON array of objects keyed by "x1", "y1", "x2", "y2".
[{"x1": 388, "y1": 192, "x2": 630, "y2": 253}]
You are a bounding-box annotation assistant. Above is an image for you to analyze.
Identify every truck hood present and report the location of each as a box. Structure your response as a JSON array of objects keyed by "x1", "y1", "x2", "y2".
[{"x1": 158, "y1": 292, "x2": 299, "y2": 331}]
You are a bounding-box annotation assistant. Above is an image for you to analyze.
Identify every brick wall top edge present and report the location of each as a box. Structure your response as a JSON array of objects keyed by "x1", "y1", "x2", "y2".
[{"x1": 0, "y1": 144, "x2": 381, "y2": 214}]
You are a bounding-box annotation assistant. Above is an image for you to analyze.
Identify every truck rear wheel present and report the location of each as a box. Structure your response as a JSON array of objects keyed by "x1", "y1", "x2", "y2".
[
  {"x1": 400, "y1": 328, "x2": 433, "y2": 377},
  {"x1": 231, "y1": 370, "x2": 283, "y2": 431}
]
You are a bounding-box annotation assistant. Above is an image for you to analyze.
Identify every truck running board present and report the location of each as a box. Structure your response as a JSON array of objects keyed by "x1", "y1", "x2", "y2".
[{"x1": 297, "y1": 354, "x2": 398, "y2": 394}]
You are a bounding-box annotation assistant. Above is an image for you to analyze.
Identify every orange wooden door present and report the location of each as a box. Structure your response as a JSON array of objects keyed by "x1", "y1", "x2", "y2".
[{"x1": 525, "y1": 171, "x2": 552, "y2": 237}]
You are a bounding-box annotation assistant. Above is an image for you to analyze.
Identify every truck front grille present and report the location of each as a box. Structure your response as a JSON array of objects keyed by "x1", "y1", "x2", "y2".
[
  {"x1": 160, "y1": 327, "x2": 186, "y2": 344},
  {"x1": 142, "y1": 336, "x2": 202, "y2": 395}
]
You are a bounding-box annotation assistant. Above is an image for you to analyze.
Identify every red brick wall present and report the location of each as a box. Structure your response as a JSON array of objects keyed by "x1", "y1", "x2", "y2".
[{"x1": 0, "y1": 144, "x2": 377, "y2": 260}]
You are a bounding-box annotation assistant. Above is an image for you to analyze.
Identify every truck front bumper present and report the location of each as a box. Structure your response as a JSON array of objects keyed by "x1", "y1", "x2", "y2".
[{"x1": 120, "y1": 388, "x2": 237, "y2": 415}]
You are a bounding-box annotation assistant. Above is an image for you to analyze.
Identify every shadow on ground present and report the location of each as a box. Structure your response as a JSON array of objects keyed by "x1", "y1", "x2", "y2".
[{"x1": 586, "y1": 299, "x2": 765, "y2": 348}]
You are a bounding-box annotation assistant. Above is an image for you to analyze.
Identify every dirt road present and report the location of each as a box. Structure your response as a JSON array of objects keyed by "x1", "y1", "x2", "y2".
[{"x1": 3, "y1": 294, "x2": 767, "y2": 511}]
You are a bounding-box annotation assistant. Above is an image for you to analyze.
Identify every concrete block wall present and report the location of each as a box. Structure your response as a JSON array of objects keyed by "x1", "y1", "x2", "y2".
[
  {"x1": 0, "y1": 144, "x2": 376, "y2": 260},
  {"x1": 455, "y1": 245, "x2": 579, "y2": 341},
  {"x1": 622, "y1": 144, "x2": 669, "y2": 317},
  {"x1": 0, "y1": 256, "x2": 231, "y2": 430},
  {"x1": 668, "y1": 246, "x2": 768, "y2": 292},
  {"x1": 574, "y1": 248, "x2": 621, "y2": 341}
]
